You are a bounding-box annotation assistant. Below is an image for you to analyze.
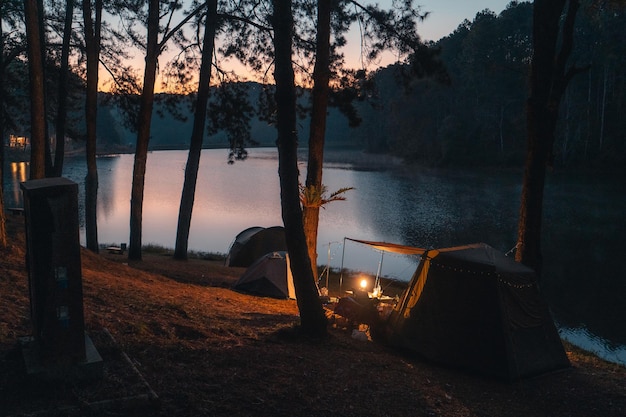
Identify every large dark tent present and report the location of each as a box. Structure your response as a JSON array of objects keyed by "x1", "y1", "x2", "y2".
[
  {"x1": 343, "y1": 238, "x2": 570, "y2": 380},
  {"x1": 225, "y1": 226, "x2": 287, "y2": 267},
  {"x1": 385, "y1": 242, "x2": 570, "y2": 380}
]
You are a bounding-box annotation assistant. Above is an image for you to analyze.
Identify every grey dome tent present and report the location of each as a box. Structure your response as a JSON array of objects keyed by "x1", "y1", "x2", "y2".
[
  {"x1": 386, "y1": 242, "x2": 570, "y2": 380},
  {"x1": 232, "y1": 252, "x2": 295, "y2": 299},
  {"x1": 225, "y1": 226, "x2": 287, "y2": 267},
  {"x1": 342, "y1": 238, "x2": 570, "y2": 380}
]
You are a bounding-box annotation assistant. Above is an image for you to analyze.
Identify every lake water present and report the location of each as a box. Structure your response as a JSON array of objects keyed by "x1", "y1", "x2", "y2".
[{"x1": 4, "y1": 148, "x2": 626, "y2": 366}]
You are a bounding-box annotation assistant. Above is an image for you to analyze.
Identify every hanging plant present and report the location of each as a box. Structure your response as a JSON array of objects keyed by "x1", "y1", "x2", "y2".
[{"x1": 299, "y1": 184, "x2": 355, "y2": 209}]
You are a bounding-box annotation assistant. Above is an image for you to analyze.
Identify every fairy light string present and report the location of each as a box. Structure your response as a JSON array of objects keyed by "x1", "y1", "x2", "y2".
[{"x1": 430, "y1": 261, "x2": 537, "y2": 289}]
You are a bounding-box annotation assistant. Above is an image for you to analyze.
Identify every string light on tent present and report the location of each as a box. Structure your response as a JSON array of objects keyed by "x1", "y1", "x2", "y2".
[{"x1": 431, "y1": 261, "x2": 536, "y2": 289}]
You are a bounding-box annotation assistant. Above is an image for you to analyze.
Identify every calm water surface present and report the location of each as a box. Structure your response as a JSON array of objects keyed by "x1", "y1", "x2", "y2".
[{"x1": 5, "y1": 148, "x2": 626, "y2": 365}]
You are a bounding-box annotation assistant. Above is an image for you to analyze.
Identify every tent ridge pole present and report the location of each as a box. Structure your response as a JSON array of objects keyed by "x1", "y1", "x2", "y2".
[{"x1": 339, "y1": 237, "x2": 347, "y2": 295}]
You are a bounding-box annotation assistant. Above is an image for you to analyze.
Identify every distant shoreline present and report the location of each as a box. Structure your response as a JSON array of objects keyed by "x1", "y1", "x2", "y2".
[{"x1": 6, "y1": 144, "x2": 405, "y2": 172}]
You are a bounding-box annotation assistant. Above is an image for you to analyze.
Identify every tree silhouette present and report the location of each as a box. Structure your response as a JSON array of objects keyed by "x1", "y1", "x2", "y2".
[
  {"x1": 301, "y1": 0, "x2": 446, "y2": 279},
  {"x1": 301, "y1": 0, "x2": 332, "y2": 280},
  {"x1": 272, "y1": 0, "x2": 328, "y2": 338},
  {"x1": 174, "y1": 0, "x2": 219, "y2": 260},
  {"x1": 83, "y1": 0, "x2": 103, "y2": 252},
  {"x1": 128, "y1": 0, "x2": 208, "y2": 260},
  {"x1": 51, "y1": 0, "x2": 75, "y2": 177},
  {"x1": 24, "y1": 0, "x2": 46, "y2": 179},
  {"x1": 516, "y1": 0, "x2": 586, "y2": 274},
  {"x1": 0, "y1": 3, "x2": 8, "y2": 247}
]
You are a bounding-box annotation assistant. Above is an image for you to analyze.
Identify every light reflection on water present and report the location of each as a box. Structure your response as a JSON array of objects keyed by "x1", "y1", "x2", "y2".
[
  {"x1": 559, "y1": 326, "x2": 626, "y2": 365},
  {"x1": 4, "y1": 148, "x2": 625, "y2": 366},
  {"x1": 8, "y1": 162, "x2": 28, "y2": 204}
]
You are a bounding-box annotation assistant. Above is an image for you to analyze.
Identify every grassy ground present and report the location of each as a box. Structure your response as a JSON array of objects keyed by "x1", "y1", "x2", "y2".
[{"x1": 1, "y1": 212, "x2": 625, "y2": 417}]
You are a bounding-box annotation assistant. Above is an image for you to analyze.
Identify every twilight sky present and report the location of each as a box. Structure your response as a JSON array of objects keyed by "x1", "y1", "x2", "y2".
[
  {"x1": 103, "y1": 0, "x2": 518, "y2": 90},
  {"x1": 413, "y1": 0, "x2": 514, "y2": 41},
  {"x1": 339, "y1": 0, "x2": 515, "y2": 69}
]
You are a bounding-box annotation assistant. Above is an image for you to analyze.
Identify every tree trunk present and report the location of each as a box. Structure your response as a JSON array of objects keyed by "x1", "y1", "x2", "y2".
[
  {"x1": 174, "y1": 0, "x2": 218, "y2": 260},
  {"x1": 24, "y1": 0, "x2": 46, "y2": 180},
  {"x1": 0, "y1": 11, "x2": 4, "y2": 182},
  {"x1": 302, "y1": 206, "x2": 320, "y2": 279},
  {"x1": 516, "y1": 0, "x2": 580, "y2": 276},
  {"x1": 599, "y1": 64, "x2": 608, "y2": 149},
  {"x1": 272, "y1": 0, "x2": 327, "y2": 338},
  {"x1": 585, "y1": 70, "x2": 591, "y2": 160},
  {"x1": 0, "y1": 13, "x2": 7, "y2": 247},
  {"x1": 83, "y1": 0, "x2": 102, "y2": 252},
  {"x1": 36, "y1": 0, "x2": 53, "y2": 177},
  {"x1": 499, "y1": 104, "x2": 505, "y2": 154},
  {"x1": 128, "y1": 0, "x2": 160, "y2": 260},
  {"x1": 52, "y1": 0, "x2": 75, "y2": 177},
  {"x1": 302, "y1": 0, "x2": 331, "y2": 280},
  {"x1": 516, "y1": 101, "x2": 556, "y2": 275},
  {"x1": 0, "y1": 184, "x2": 6, "y2": 248}
]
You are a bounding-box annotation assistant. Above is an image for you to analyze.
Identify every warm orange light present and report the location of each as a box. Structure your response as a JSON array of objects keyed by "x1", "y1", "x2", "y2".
[
  {"x1": 11, "y1": 162, "x2": 28, "y2": 182},
  {"x1": 359, "y1": 279, "x2": 368, "y2": 290}
]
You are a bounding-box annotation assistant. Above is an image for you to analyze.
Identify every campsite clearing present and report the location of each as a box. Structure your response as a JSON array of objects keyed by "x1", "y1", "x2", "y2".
[{"x1": 1, "y1": 214, "x2": 625, "y2": 416}]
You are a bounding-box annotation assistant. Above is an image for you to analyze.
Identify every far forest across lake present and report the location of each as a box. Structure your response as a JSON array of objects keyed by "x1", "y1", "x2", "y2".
[{"x1": 4, "y1": 3, "x2": 625, "y2": 175}]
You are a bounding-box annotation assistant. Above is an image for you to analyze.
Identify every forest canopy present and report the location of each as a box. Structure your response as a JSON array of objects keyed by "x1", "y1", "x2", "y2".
[
  {"x1": 352, "y1": 1, "x2": 626, "y2": 171},
  {"x1": 2, "y1": 1, "x2": 625, "y2": 172}
]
